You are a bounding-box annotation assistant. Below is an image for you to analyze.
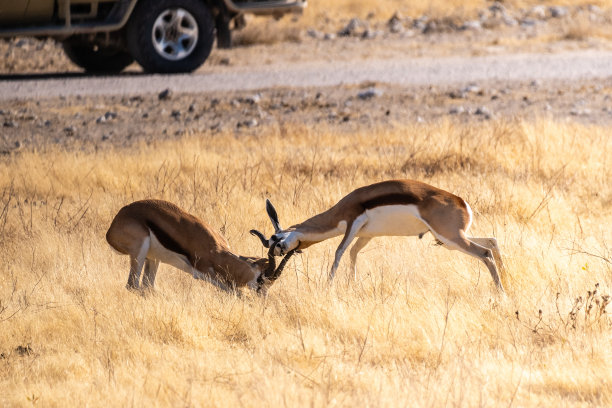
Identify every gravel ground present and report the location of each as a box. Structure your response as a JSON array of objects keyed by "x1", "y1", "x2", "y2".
[
  {"x1": 2, "y1": 78, "x2": 612, "y2": 154},
  {"x1": 1, "y1": 3, "x2": 612, "y2": 153}
]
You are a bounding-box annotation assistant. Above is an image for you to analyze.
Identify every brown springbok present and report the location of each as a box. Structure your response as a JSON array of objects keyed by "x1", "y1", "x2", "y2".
[
  {"x1": 106, "y1": 199, "x2": 296, "y2": 294},
  {"x1": 251, "y1": 179, "x2": 506, "y2": 292}
]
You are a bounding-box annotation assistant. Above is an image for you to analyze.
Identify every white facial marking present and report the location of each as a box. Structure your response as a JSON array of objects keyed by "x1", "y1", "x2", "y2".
[{"x1": 358, "y1": 205, "x2": 429, "y2": 237}]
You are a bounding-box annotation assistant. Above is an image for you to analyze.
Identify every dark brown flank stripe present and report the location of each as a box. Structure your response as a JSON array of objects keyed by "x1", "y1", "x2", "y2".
[
  {"x1": 145, "y1": 220, "x2": 193, "y2": 265},
  {"x1": 361, "y1": 193, "x2": 420, "y2": 210}
]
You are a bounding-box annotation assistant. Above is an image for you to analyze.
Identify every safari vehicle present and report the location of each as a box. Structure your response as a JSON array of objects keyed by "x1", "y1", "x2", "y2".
[{"x1": 0, "y1": 0, "x2": 306, "y2": 73}]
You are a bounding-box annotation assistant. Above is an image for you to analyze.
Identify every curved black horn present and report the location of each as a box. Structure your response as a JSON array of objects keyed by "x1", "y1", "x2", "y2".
[
  {"x1": 250, "y1": 229, "x2": 270, "y2": 248},
  {"x1": 256, "y1": 243, "x2": 278, "y2": 293},
  {"x1": 267, "y1": 249, "x2": 297, "y2": 282},
  {"x1": 266, "y1": 199, "x2": 281, "y2": 233}
]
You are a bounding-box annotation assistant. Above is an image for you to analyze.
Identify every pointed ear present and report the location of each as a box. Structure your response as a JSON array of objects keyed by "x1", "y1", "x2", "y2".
[
  {"x1": 266, "y1": 199, "x2": 282, "y2": 233},
  {"x1": 249, "y1": 229, "x2": 269, "y2": 248}
]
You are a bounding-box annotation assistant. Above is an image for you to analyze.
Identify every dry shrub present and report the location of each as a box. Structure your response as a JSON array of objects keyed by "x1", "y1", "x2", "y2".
[
  {"x1": 233, "y1": 17, "x2": 303, "y2": 46},
  {"x1": 561, "y1": 13, "x2": 612, "y2": 41}
]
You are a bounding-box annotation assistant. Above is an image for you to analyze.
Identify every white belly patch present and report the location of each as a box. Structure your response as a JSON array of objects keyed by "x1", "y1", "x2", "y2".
[
  {"x1": 147, "y1": 231, "x2": 194, "y2": 274},
  {"x1": 358, "y1": 205, "x2": 429, "y2": 237}
]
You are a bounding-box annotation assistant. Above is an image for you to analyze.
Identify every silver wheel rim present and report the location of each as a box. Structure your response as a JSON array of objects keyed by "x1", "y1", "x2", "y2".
[{"x1": 152, "y1": 8, "x2": 198, "y2": 61}]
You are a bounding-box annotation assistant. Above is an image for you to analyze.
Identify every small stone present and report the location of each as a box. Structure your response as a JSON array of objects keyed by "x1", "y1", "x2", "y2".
[
  {"x1": 3, "y1": 121, "x2": 17, "y2": 128},
  {"x1": 489, "y1": 2, "x2": 506, "y2": 15},
  {"x1": 529, "y1": 6, "x2": 547, "y2": 19},
  {"x1": 475, "y1": 106, "x2": 492, "y2": 119},
  {"x1": 413, "y1": 16, "x2": 428, "y2": 31},
  {"x1": 158, "y1": 88, "x2": 172, "y2": 100},
  {"x1": 238, "y1": 119, "x2": 258, "y2": 128},
  {"x1": 449, "y1": 106, "x2": 465, "y2": 114},
  {"x1": 463, "y1": 84, "x2": 481, "y2": 94},
  {"x1": 461, "y1": 20, "x2": 482, "y2": 31},
  {"x1": 361, "y1": 29, "x2": 379, "y2": 39},
  {"x1": 96, "y1": 111, "x2": 117, "y2": 123},
  {"x1": 171, "y1": 110, "x2": 181, "y2": 118},
  {"x1": 503, "y1": 16, "x2": 518, "y2": 26},
  {"x1": 219, "y1": 58, "x2": 231, "y2": 66},
  {"x1": 339, "y1": 18, "x2": 367, "y2": 37},
  {"x1": 520, "y1": 18, "x2": 537, "y2": 27},
  {"x1": 357, "y1": 87, "x2": 383, "y2": 100},
  {"x1": 244, "y1": 94, "x2": 261, "y2": 105},
  {"x1": 64, "y1": 125, "x2": 76, "y2": 136},
  {"x1": 423, "y1": 20, "x2": 438, "y2": 34},
  {"x1": 306, "y1": 29, "x2": 324, "y2": 39},
  {"x1": 323, "y1": 33, "x2": 337, "y2": 40},
  {"x1": 188, "y1": 103, "x2": 196, "y2": 113},
  {"x1": 549, "y1": 6, "x2": 568, "y2": 18},
  {"x1": 388, "y1": 12, "x2": 405, "y2": 33}
]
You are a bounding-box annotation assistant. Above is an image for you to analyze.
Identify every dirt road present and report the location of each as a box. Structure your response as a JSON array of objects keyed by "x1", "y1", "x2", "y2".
[{"x1": 2, "y1": 50, "x2": 612, "y2": 100}]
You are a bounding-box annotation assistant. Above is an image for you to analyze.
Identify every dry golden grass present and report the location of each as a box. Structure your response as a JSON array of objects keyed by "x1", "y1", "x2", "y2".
[{"x1": 1, "y1": 118, "x2": 611, "y2": 407}]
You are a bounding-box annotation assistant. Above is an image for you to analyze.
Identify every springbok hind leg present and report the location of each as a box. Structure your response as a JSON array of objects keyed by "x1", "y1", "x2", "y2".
[
  {"x1": 127, "y1": 236, "x2": 150, "y2": 290},
  {"x1": 349, "y1": 237, "x2": 372, "y2": 281},
  {"x1": 142, "y1": 258, "x2": 160, "y2": 289}
]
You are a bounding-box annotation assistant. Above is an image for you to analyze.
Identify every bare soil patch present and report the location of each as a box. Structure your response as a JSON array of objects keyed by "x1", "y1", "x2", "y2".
[{"x1": 2, "y1": 78, "x2": 612, "y2": 154}]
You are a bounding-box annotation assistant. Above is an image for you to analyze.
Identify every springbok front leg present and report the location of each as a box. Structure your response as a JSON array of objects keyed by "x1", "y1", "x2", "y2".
[
  {"x1": 432, "y1": 230, "x2": 505, "y2": 292},
  {"x1": 191, "y1": 267, "x2": 233, "y2": 293},
  {"x1": 469, "y1": 237, "x2": 506, "y2": 281},
  {"x1": 349, "y1": 237, "x2": 372, "y2": 281},
  {"x1": 329, "y1": 215, "x2": 368, "y2": 281}
]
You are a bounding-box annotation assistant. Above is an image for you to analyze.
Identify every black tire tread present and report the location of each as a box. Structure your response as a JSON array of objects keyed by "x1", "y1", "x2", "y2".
[
  {"x1": 126, "y1": 0, "x2": 214, "y2": 73},
  {"x1": 62, "y1": 41, "x2": 134, "y2": 73}
]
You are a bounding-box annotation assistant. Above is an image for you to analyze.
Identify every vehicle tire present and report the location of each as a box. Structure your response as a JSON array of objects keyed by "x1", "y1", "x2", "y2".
[
  {"x1": 62, "y1": 41, "x2": 134, "y2": 73},
  {"x1": 126, "y1": 0, "x2": 215, "y2": 73}
]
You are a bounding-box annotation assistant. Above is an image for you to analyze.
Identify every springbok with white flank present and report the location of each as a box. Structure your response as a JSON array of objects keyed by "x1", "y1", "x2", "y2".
[
  {"x1": 251, "y1": 179, "x2": 506, "y2": 292},
  {"x1": 106, "y1": 200, "x2": 296, "y2": 294}
]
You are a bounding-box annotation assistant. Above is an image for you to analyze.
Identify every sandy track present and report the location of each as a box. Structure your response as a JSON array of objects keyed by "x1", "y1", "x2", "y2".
[{"x1": 2, "y1": 50, "x2": 612, "y2": 100}]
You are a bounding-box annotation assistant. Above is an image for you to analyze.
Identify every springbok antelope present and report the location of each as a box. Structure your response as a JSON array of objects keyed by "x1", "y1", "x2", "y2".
[
  {"x1": 251, "y1": 179, "x2": 506, "y2": 292},
  {"x1": 106, "y1": 200, "x2": 296, "y2": 294}
]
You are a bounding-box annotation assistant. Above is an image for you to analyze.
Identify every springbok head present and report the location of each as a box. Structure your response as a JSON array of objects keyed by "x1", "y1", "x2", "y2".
[{"x1": 250, "y1": 199, "x2": 300, "y2": 256}]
